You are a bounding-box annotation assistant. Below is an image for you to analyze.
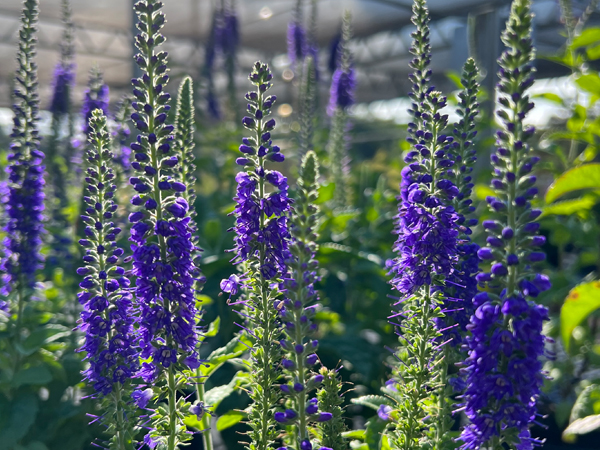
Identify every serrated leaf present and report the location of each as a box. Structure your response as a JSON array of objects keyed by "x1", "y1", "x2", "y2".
[
  {"x1": 541, "y1": 195, "x2": 599, "y2": 217},
  {"x1": 351, "y1": 395, "x2": 390, "y2": 411},
  {"x1": 205, "y1": 371, "x2": 246, "y2": 410},
  {"x1": 216, "y1": 411, "x2": 245, "y2": 431},
  {"x1": 12, "y1": 365, "x2": 52, "y2": 387},
  {"x1": 570, "y1": 385, "x2": 600, "y2": 421},
  {"x1": 198, "y1": 335, "x2": 250, "y2": 378},
  {"x1": 561, "y1": 281, "x2": 600, "y2": 351},
  {"x1": 546, "y1": 163, "x2": 600, "y2": 203}
]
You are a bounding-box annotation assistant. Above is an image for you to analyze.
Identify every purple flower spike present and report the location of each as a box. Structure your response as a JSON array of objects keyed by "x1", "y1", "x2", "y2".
[{"x1": 459, "y1": 2, "x2": 549, "y2": 449}]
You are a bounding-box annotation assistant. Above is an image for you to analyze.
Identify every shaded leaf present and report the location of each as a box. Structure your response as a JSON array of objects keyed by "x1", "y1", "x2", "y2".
[
  {"x1": 17, "y1": 325, "x2": 71, "y2": 356},
  {"x1": 0, "y1": 393, "x2": 39, "y2": 450},
  {"x1": 12, "y1": 365, "x2": 52, "y2": 387}
]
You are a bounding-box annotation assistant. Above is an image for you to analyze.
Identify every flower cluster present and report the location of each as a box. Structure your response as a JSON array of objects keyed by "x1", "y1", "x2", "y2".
[
  {"x1": 82, "y1": 68, "x2": 110, "y2": 136},
  {"x1": 223, "y1": 61, "x2": 290, "y2": 450},
  {"x1": 50, "y1": 63, "x2": 75, "y2": 116},
  {"x1": 438, "y1": 58, "x2": 481, "y2": 345},
  {"x1": 204, "y1": 1, "x2": 239, "y2": 120},
  {"x1": 275, "y1": 152, "x2": 332, "y2": 448},
  {"x1": 112, "y1": 96, "x2": 134, "y2": 174},
  {"x1": 230, "y1": 65, "x2": 289, "y2": 279},
  {"x1": 459, "y1": 1, "x2": 551, "y2": 449},
  {"x1": 49, "y1": 0, "x2": 75, "y2": 116},
  {"x1": 386, "y1": 1, "x2": 462, "y2": 448},
  {"x1": 1, "y1": 0, "x2": 45, "y2": 298},
  {"x1": 326, "y1": 12, "x2": 355, "y2": 206},
  {"x1": 77, "y1": 109, "x2": 137, "y2": 397},
  {"x1": 288, "y1": 0, "x2": 308, "y2": 67},
  {"x1": 128, "y1": 0, "x2": 201, "y2": 384}
]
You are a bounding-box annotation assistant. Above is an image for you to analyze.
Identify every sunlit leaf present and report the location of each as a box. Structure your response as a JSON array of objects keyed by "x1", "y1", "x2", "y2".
[
  {"x1": 541, "y1": 195, "x2": 598, "y2": 217},
  {"x1": 572, "y1": 27, "x2": 600, "y2": 48},
  {"x1": 343, "y1": 430, "x2": 367, "y2": 440},
  {"x1": 216, "y1": 411, "x2": 246, "y2": 431},
  {"x1": 575, "y1": 73, "x2": 600, "y2": 95},
  {"x1": 545, "y1": 163, "x2": 600, "y2": 203},
  {"x1": 351, "y1": 395, "x2": 390, "y2": 411},
  {"x1": 560, "y1": 281, "x2": 600, "y2": 351}
]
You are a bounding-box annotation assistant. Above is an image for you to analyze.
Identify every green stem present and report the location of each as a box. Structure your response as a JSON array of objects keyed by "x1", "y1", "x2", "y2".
[
  {"x1": 167, "y1": 368, "x2": 178, "y2": 450},
  {"x1": 195, "y1": 381, "x2": 213, "y2": 450},
  {"x1": 114, "y1": 384, "x2": 129, "y2": 450}
]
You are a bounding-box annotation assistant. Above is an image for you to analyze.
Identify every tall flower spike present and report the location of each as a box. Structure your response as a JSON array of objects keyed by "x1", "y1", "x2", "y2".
[
  {"x1": 82, "y1": 67, "x2": 110, "y2": 137},
  {"x1": 1, "y1": 0, "x2": 45, "y2": 300},
  {"x1": 459, "y1": 1, "x2": 550, "y2": 449},
  {"x1": 298, "y1": 56, "x2": 318, "y2": 156},
  {"x1": 46, "y1": 0, "x2": 76, "y2": 212},
  {"x1": 315, "y1": 367, "x2": 348, "y2": 450},
  {"x1": 50, "y1": 0, "x2": 75, "y2": 116},
  {"x1": 438, "y1": 58, "x2": 481, "y2": 346},
  {"x1": 77, "y1": 109, "x2": 138, "y2": 449},
  {"x1": 174, "y1": 76, "x2": 205, "y2": 290},
  {"x1": 326, "y1": 11, "x2": 355, "y2": 207},
  {"x1": 276, "y1": 151, "x2": 331, "y2": 448},
  {"x1": 129, "y1": 1, "x2": 202, "y2": 447},
  {"x1": 386, "y1": 1, "x2": 460, "y2": 449},
  {"x1": 222, "y1": 61, "x2": 290, "y2": 450},
  {"x1": 288, "y1": 0, "x2": 308, "y2": 68},
  {"x1": 113, "y1": 95, "x2": 134, "y2": 175}
]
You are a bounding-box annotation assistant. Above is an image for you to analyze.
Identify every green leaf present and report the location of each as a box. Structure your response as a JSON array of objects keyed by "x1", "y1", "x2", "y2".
[
  {"x1": 204, "y1": 371, "x2": 247, "y2": 410},
  {"x1": 205, "y1": 317, "x2": 221, "y2": 338},
  {"x1": 380, "y1": 434, "x2": 391, "y2": 450},
  {"x1": 196, "y1": 295, "x2": 213, "y2": 308},
  {"x1": 563, "y1": 415, "x2": 600, "y2": 438},
  {"x1": 183, "y1": 414, "x2": 205, "y2": 431},
  {"x1": 17, "y1": 324, "x2": 71, "y2": 356},
  {"x1": 198, "y1": 335, "x2": 250, "y2": 378},
  {"x1": 560, "y1": 281, "x2": 600, "y2": 351},
  {"x1": 342, "y1": 430, "x2": 367, "y2": 440},
  {"x1": 546, "y1": 163, "x2": 600, "y2": 203},
  {"x1": 474, "y1": 184, "x2": 495, "y2": 200},
  {"x1": 365, "y1": 418, "x2": 387, "y2": 450},
  {"x1": 541, "y1": 195, "x2": 598, "y2": 217},
  {"x1": 533, "y1": 92, "x2": 564, "y2": 105},
  {"x1": 0, "y1": 393, "x2": 39, "y2": 450},
  {"x1": 12, "y1": 365, "x2": 52, "y2": 387},
  {"x1": 216, "y1": 411, "x2": 246, "y2": 431},
  {"x1": 316, "y1": 182, "x2": 335, "y2": 204},
  {"x1": 575, "y1": 73, "x2": 600, "y2": 95},
  {"x1": 570, "y1": 385, "x2": 600, "y2": 421},
  {"x1": 351, "y1": 395, "x2": 390, "y2": 411},
  {"x1": 572, "y1": 27, "x2": 600, "y2": 49}
]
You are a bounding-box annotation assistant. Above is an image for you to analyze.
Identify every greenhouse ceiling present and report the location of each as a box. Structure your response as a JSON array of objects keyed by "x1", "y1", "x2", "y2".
[{"x1": 0, "y1": 0, "x2": 583, "y2": 109}]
